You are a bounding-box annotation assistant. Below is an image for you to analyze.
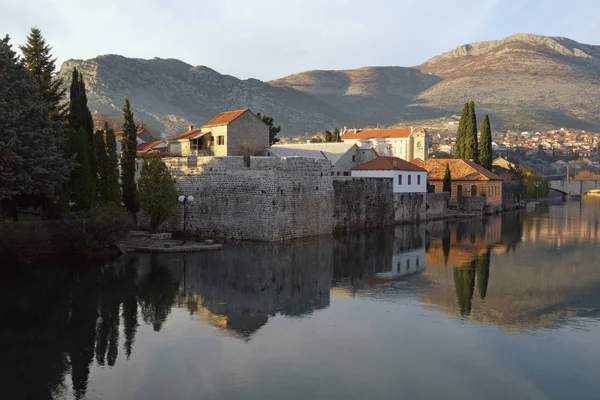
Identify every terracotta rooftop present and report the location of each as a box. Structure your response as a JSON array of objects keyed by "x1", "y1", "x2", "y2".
[
  {"x1": 353, "y1": 156, "x2": 426, "y2": 172},
  {"x1": 170, "y1": 128, "x2": 207, "y2": 141},
  {"x1": 415, "y1": 159, "x2": 503, "y2": 181},
  {"x1": 203, "y1": 109, "x2": 248, "y2": 127},
  {"x1": 136, "y1": 140, "x2": 165, "y2": 152},
  {"x1": 341, "y1": 128, "x2": 416, "y2": 140},
  {"x1": 114, "y1": 129, "x2": 144, "y2": 139}
]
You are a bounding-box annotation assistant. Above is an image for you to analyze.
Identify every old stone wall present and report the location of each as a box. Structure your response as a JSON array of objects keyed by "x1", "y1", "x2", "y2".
[
  {"x1": 332, "y1": 177, "x2": 395, "y2": 232},
  {"x1": 393, "y1": 193, "x2": 426, "y2": 223},
  {"x1": 460, "y1": 196, "x2": 486, "y2": 213},
  {"x1": 141, "y1": 156, "x2": 333, "y2": 241},
  {"x1": 426, "y1": 192, "x2": 449, "y2": 219}
]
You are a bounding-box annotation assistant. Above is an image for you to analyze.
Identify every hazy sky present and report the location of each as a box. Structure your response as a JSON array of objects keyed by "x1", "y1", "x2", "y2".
[{"x1": 2, "y1": 0, "x2": 599, "y2": 80}]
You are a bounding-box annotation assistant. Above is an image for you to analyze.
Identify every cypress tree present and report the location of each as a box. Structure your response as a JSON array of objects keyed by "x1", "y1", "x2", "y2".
[
  {"x1": 104, "y1": 122, "x2": 121, "y2": 204},
  {"x1": 332, "y1": 127, "x2": 341, "y2": 142},
  {"x1": 443, "y1": 163, "x2": 452, "y2": 194},
  {"x1": 464, "y1": 101, "x2": 478, "y2": 161},
  {"x1": 454, "y1": 103, "x2": 469, "y2": 159},
  {"x1": 0, "y1": 35, "x2": 71, "y2": 209},
  {"x1": 19, "y1": 27, "x2": 67, "y2": 121},
  {"x1": 325, "y1": 130, "x2": 332, "y2": 142},
  {"x1": 476, "y1": 250, "x2": 491, "y2": 300},
  {"x1": 121, "y1": 98, "x2": 139, "y2": 222},
  {"x1": 478, "y1": 114, "x2": 493, "y2": 170},
  {"x1": 94, "y1": 129, "x2": 108, "y2": 202}
]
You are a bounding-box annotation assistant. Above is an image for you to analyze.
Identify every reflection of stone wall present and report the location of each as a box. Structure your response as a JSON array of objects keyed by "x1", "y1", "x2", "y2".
[
  {"x1": 426, "y1": 192, "x2": 449, "y2": 219},
  {"x1": 333, "y1": 178, "x2": 394, "y2": 232}
]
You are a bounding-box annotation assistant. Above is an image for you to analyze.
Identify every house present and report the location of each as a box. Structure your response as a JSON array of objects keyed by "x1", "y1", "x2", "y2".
[
  {"x1": 265, "y1": 142, "x2": 378, "y2": 176},
  {"x1": 167, "y1": 109, "x2": 269, "y2": 157},
  {"x1": 413, "y1": 159, "x2": 503, "y2": 207},
  {"x1": 114, "y1": 126, "x2": 156, "y2": 155},
  {"x1": 137, "y1": 140, "x2": 167, "y2": 155},
  {"x1": 351, "y1": 156, "x2": 427, "y2": 193},
  {"x1": 340, "y1": 127, "x2": 429, "y2": 161}
]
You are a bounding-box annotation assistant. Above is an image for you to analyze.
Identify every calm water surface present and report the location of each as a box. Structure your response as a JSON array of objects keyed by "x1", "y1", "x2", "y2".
[{"x1": 2, "y1": 199, "x2": 600, "y2": 400}]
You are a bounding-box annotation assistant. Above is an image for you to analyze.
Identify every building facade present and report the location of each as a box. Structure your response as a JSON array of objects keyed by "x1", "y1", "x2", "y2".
[
  {"x1": 340, "y1": 127, "x2": 429, "y2": 161},
  {"x1": 351, "y1": 156, "x2": 427, "y2": 193}
]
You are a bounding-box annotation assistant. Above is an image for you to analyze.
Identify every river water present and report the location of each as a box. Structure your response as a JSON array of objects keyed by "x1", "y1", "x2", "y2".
[{"x1": 2, "y1": 198, "x2": 600, "y2": 400}]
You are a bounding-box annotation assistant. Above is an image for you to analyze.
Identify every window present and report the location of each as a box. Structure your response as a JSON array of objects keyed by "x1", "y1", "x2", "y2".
[
  {"x1": 343, "y1": 172, "x2": 349, "y2": 176},
  {"x1": 217, "y1": 135, "x2": 225, "y2": 145},
  {"x1": 336, "y1": 171, "x2": 340, "y2": 176},
  {"x1": 398, "y1": 174, "x2": 402, "y2": 185},
  {"x1": 408, "y1": 175, "x2": 412, "y2": 185},
  {"x1": 352, "y1": 155, "x2": 356, "y2": 162},
  {"x1": 417, "y1": 175, "x2": 421, "y2": 185}
]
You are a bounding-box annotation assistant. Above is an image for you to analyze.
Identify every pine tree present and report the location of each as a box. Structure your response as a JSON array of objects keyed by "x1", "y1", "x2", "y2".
[
  {"x1": 19, "y1": 27, "x2": 66, "y2": 121},
  {"x1": 332, "y1": 127, "x2": 341, "y2": 142},
  {"x1": 325, "y1": 130, "x2": 332, "y2": 142},
  {"x1": 443, "y1": 163, "x2": 452, "y2": 194},
  {"x1": 104, "y1": 122, "x2": 121, "y2": 205},
  {"x1": 67, "y1": 68, "x2": 94, "y2": 210},
  {"x1": 121, "y1": 98, "x2": 139, "y2": 222},
  {"x1": 256, "y1": 112, "x2": 281, "y2": 145},
  {"x1": 138, "y1": 156, "x2": 178, "y2": 231},
  {"x1": 454, "y1": 103, "x2": 469, "y2": 159},
  {"x1": 464, "y1": 101, "x2": 478, "y2": 161},
  {"x1": 0, "y1": 35, "x2": 71, "y2": 210},
  {"x1": 478, "y1": 114, "x2": 493, "y2": 170}
]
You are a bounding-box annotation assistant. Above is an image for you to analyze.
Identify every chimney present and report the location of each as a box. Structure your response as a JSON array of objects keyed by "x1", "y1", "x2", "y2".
[
  {"x1": 354, "y1": 128, "x2": 357, "y2": 134},
  {"x1": 188, "y1": 125, "x2": 194, "y2": 131}
]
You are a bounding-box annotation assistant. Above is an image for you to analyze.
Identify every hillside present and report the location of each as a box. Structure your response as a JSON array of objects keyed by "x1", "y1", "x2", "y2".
[
  {"x1": 58, "y1": 34, "x2": 600, "y2": 137},
  {"x1": 57, "y1": 55, "x2": 351, "y2": 138}
]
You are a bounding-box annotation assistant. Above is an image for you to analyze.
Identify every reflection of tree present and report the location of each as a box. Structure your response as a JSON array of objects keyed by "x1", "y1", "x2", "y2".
[
  {"x1": 476, "y1": 251, "x2": 491, "y2": 300},
  {"x1": 453, "y1": 262, "x2": 476, "y2": 316},
  {"x1": 442, "y1": 225, "x2": 451, "y2": 265},
  {"x1": 95, "y1": 266, "x2": 122, "y2": 367},
  {"x1": 138, "y1": 256, "x2": 178, "y2": 332},
  {"x1": 122, "y1": 259, "x2": 139, "y2": 359}
]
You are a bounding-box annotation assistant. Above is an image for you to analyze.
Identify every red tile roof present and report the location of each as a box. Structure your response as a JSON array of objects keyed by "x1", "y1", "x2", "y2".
[
  {"x1": 203, "y1": 109, "x2": 248, "y2": 127},
  {"x1": 353, "y1": 156, "x2": 426, "y2": 172},
  {"x1": 114, "y1": 129, "x2": 143, "y2": 139},
  {"x1": 416, "y1": 159, "x2": 503, "y2": 181},
  {"x1": 136, "y1": 141, "x2": 164, "y2": 152},
  {"x1": 341, "y1": 128, "x2": 415, "y2": 140},
  {"x1": 170, "y1": 128, "x2": 206, "y2": 141}
]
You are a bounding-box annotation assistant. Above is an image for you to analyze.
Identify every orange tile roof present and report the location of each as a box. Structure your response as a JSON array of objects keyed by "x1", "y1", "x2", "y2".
[
  {"x1": 203, "y1": 109, "x2": 248, "y2": 127},
  {"x1": 136, "y1": 140, "x2": 164, "y2": 152},
  {"x1": 114, "y1": 129, "x2": 143, "y2": 139},
  {"x1": 353, "y1": 156, "x2": 426, "y2": 172},
  {"x1": 170, "y1": 128, "x2": 206, "y2": 141},
  {"x1": 418, "y1": 159, "x2": 503, "y2": 181},
  {"x1": 341, "y1": 128, "x2": 414, "y2": 140}
]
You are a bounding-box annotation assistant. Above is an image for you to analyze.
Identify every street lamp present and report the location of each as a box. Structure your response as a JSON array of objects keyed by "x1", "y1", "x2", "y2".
[{"x1": 178, "y1": 195, "x2": 194, "y2": 243}]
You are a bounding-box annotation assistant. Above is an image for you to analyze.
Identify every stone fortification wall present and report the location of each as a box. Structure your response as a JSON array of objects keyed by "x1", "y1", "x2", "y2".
[
  {"x1": 394, "y1": 193, "x2": 426, "y2": 223},
  {"x1": 332, "y1": 177, "x2": 395, "y2": 232},
  {"x1": 460, "y1": 195, "x2": 486, "y2": 213},
  {"x1": 426, "y1": 192, "x2": 449, "y2": 219},
  {"x1": 146, "y1": 156, "x2": 333, "y2": 241}
]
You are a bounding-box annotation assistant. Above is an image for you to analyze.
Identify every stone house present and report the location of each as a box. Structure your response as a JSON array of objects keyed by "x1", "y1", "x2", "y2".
[
  {"x1": 136, "y1": 140, "x2": 167, "y2": 155},
  {"x1": 414, "y1": 159, "x2": 503, "y2": 208},
  {"x1": 167, "y1": 109, "x2": 269, "y2": 157},
  {"x1": 340, "y1": 127, "x2": 429, "y2": 161},
  {"x1": 114, "y1": 126, "x2": 156, "y2": 155},
  {"x1": 265, "y1": 142, "x2": 378, "y2": 176},
  {"x1": 351, "y1": 156, "x2": 427, "y2": 194}
]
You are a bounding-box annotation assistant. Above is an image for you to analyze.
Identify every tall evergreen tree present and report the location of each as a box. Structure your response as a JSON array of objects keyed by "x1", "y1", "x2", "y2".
[
  {"x1": 0, "y1": 35, "x2": 70, "y2": 214},
  {"x1": 67, "y1": 68, "x2": 94, "y2": 210},
  {"x1": 19, "y1": 27, "x2": 67, "y2": 121},
  {"x1": 464, "y1": 101, "x2": 478, "y2": 161},
  {"x1": 104, "y1": 122, "x2": 121, "y2": 204},
  {"x1": 332, "y1": 127, "x2": 341, "y2": 142},
  {"x1": 256, "y1": 112, "x2": 281, "y2": 145},
  {"x1": 478, "y1": 114, "x2": 493, "y2": 170},
  {"x1": 443, "y1": 163, "x2": 452, "y2": 194},
  {"x1": 94, "y1": 129, "x2": 108, "y2": 202},
  {"x1": 325, "y1": 130, "x2": 332, "y2": 142},
  {"x1": 454, "y1": 103, "x2": 469, "y2": 159},
  {"x1": 121, "y1": 98, "x2": 139, "y2": 222}
]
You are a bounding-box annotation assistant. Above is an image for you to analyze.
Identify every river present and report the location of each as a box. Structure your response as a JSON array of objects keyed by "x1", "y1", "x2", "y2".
[{"x1": 1, "y1": 198, "x2": 600, "y2": 400}]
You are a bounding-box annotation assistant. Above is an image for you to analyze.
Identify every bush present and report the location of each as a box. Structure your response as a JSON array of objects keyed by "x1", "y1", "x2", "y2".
[
  {"x1": 84, "y1": 204, "x2": 134, "y2": 248},
  {"x1": 0, "y1": 222, "x2": 51, "y2": 263}
]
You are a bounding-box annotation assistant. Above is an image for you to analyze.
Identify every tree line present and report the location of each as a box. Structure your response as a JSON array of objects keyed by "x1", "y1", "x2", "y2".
[{"x1": 453, "y1": 101, "x2": 493, "y2": 170}]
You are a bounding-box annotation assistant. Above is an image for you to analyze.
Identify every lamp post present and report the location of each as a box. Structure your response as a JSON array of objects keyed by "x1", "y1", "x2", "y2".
[{"x1": 178, "y1": 195, "x2": 194, "y2": 244}]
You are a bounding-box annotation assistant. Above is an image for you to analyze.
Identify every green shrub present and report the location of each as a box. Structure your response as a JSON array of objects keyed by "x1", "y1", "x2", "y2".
[
  {"x1": 84, "y1": 205, "x2": 134, "y2": 248},
  {"x1": 0, "y1": 222, "x2": 51, "y2": 263}
]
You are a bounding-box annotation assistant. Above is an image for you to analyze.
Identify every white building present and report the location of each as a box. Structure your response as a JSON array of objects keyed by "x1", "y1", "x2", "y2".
[
  {"x1": 266, "y1": 142, "x2": 378, "y2": 176},
  {"x1": 351, "y1": 156, "x2": 427, "y2": 193},
  {"x1": 340, "y1": 127, "x2": 429, "y2": 161}
]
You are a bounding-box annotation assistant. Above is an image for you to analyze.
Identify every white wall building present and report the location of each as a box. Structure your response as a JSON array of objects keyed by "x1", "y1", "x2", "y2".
[
  {"x1": 351, "y1": 156, "x2": 427, "y2": 193},
  {"x1": 340, "y1": 127, "x2": 430, "y2": 161}
]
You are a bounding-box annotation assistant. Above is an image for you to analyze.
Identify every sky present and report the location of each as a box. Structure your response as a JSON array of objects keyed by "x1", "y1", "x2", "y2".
[{"x1": 2, "y1": 0, "x2": 600, "y2": 81}]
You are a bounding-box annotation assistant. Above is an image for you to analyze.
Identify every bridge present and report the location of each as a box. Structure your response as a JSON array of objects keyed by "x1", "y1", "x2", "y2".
[{"x1": 549, "y1": 180, "x2": 600, "y2": 196}]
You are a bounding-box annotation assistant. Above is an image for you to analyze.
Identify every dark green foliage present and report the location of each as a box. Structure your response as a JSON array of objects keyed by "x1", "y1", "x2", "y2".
[
  {"x1": 0, "y1": 35, "x2": 71, "y2": 205},
  {"x1": 0, "y1": 222, "x2": 51, "y2": 262},
  {"x1": 120, "y1": 98, "x2": 140, "y2": 220},
  {"x1": 442, "y1": 224, "x2": 451, "y2": 265},
  {"x1": 138, "y1": 257, "x2": 179, "y2": 331},
  {"x1": 256, "y1": 112, "x2": 281, "y2": 145},
  {"x1": 464, "y1": 101, "x2": 478, "y2": 161},
  {"x1": 478, "y1": 114, "x2": 493, "y2": 170},
  {"x1": 84, "y1": 204, "x2": 134, "y2": 248},
  {"x1": 454, "y1": 103, "x2": 469, "y2": 159},
  {"x1": 443, "y1": 163, "x2": 452, "y2": 194},
  {"x1": 104, "y1": 122, "x2": 121, "y2": 204},
  {"x1": 521, "y1": 167, "x2": 549, "y2": 199},
  {"x1": 19, "y1": 27, "x2": 67, "y2": 121},
  {"x1": 138, "y1": 156, "x2": 178, "y2": 231},
  {"x1": 325, "y1": 130, "x2": 333, "y2": 142},
  {"x1": 332, "y1": 127, "x2": 341, "y2": 142},
  {"x1": 94, "y1": 129, "x2": 108, "y2": 201},
  {"x1": 476, "y1": 250, "x2": 491, "y2": 299}
]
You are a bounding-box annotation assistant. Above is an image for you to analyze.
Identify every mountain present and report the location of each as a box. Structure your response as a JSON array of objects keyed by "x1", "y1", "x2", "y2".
[
  {"x1": 58, "y1": 34, "x2": 600, "y2": 137},
  {"x1": 57, "y1": 55, "x2": 351, "y2": 138},
  {"x1": 271, "y1": 33, "x2": 600, "y2": 131}
]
